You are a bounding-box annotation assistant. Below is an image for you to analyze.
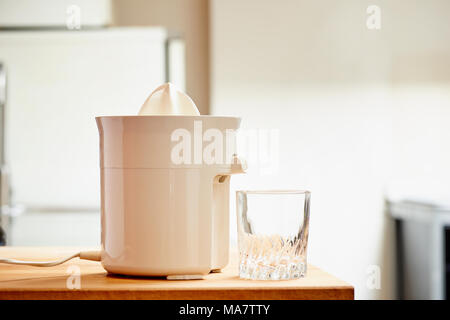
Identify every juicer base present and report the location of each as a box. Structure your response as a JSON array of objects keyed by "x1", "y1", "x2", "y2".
[{"x1": 166, "y1": 274, "x2": 204, "y2": 280}]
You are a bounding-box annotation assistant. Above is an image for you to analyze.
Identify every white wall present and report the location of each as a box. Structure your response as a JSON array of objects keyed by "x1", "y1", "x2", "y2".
[{"x1": 211, "y1": 0, "x2": 450, "y2": 299}]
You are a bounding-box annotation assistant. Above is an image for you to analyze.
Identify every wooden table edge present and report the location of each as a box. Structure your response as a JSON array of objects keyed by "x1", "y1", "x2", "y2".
[{"x1": 0, "y1": 286, "x2": 354, "y2": 300}]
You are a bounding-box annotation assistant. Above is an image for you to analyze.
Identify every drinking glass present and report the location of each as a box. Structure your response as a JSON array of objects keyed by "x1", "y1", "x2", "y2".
[{"x1": 236, "y1": 190, "x2": 311, "y2": 280}]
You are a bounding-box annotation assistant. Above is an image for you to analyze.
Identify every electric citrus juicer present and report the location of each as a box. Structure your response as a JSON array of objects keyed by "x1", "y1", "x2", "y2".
[
  {"x1": 96, "y1": 83, "x2": 246, "y2": 278},
  {"x1": 0, "y1": 83, "x2": 245, "y2": 279}
]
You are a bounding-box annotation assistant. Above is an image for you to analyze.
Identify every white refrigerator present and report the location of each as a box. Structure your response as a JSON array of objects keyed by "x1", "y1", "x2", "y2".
[{"x1": 0, "y1": 27, "x2": 185, "y2": 245}]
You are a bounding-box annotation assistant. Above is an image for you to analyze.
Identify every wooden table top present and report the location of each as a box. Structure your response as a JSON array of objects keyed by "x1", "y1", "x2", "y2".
[{"x1": 0, "y1": 247, "x2": 353, "y2": 300}]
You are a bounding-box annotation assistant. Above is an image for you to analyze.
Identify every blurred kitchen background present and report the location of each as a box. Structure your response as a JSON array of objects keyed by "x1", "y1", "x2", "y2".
[{"x1": 0, "y1": 0, "x2": 449, "y2": 300}]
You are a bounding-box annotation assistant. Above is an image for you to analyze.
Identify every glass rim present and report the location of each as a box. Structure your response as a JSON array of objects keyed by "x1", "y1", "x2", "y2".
[{"x1": 236, "y1": 189, "x2": 310, "y2": 195}]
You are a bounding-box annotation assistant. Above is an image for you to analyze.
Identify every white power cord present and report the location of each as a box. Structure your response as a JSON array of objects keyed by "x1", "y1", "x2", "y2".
[{"x1": 0, "y1": 250, "x2": 101, "y2": 267}]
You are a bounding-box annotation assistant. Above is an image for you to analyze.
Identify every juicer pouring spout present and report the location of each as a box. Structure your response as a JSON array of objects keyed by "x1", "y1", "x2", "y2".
[
  {"x1": 217, "y1": 155, "x2": 247, "y2": 182},
  {"x1": 231, "y1": 154, "x2": 247, "y2": 175}
]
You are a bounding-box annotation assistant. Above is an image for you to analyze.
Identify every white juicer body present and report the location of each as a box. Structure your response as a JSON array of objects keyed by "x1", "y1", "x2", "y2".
[{"x1": 96, "y1": 116, "x2": 244, "y2": 277}]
